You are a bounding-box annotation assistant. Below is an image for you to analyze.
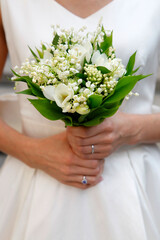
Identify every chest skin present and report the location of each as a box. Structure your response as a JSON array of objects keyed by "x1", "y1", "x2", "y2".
[{"x1": 54, "y1": 0, "x2": 114, "y2": 19}]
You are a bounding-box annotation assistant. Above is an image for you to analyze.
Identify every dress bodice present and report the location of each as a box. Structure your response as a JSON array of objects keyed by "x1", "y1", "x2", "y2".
[{"x1": 1, "y1": 0, "x2": 160, "y2": 137}]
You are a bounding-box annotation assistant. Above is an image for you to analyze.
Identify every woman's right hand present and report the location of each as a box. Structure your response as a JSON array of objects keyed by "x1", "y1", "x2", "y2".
[{"x1": 23, "y1": 131, "x2": 104, "y2": 189}]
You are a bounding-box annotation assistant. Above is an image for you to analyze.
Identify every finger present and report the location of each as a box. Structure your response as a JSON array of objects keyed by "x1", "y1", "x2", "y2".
[
  {"x1": 66, "y1": 175, "x2": 103, "y2": 185},
  {"x1": 73, "y1": 157, "x2": 104, "y2": 169},
  {"x1": 64, "y1": 177, "x2": 103, "y2": 189},
  {"x1": 44, "y1": 169, "x2": 94, "y2": 189},
  {"x1": 78, "y1": 152, "x2": 110, "y2": 160},
  {"x1": 72, "y1": 158, "x2": 105, "y2": 176},
  {"x1": 67, "y1": 120, "x2": 113, "y2": 138},
  {"x1": 73, "y1": 133, "x2": 114, "y2": 147},
  {"x1": 69, "y1": 165, "x2": 101, "y2": 176},
  {"x1": 44, "y1": 166, "x2": 104, "y2": 189},
  {"x1": 75, "y1": 144, "x2": 112, "y2": 155},
  {"x1": 74, "y1": 146, "x2": 112, "y2": 160}
]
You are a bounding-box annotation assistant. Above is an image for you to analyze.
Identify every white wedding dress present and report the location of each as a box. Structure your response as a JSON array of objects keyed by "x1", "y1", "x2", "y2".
[{"x1": 0, "y1": 0, "x2": 160, "y2": 239}]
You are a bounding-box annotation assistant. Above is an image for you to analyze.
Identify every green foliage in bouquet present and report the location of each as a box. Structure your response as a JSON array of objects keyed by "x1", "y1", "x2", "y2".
[{"x1": 11, "y1": 25, "x2": 150, "y2": 127}]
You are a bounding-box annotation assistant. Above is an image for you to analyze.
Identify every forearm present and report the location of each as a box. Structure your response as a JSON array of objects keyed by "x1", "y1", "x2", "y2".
[
  {"x1": 127, "y1": 113, "x2": 160, "y2": 145},
  {"x1": 0, "y1": 118, "x2": 33, "y2": 165}
]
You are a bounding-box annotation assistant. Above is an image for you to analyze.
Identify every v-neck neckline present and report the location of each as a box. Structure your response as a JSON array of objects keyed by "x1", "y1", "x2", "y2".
[{"x1": 53, "y1": 0, "x2": 116, "y2": 20}]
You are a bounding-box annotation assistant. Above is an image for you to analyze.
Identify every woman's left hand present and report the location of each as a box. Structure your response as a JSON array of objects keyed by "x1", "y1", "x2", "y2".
[{"x1": 67, "y1": 111, "x2": 141, "y2": 160}]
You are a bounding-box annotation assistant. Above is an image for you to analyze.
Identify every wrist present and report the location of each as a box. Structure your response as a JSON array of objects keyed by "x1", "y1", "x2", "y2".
[
  {"x1": 119, "y1": 113, "x2": 143, "y2": 146},
  {"x1": 17, "y1": 135, "x2": 39, "y2": 168},
  {"x1": 0, "y1": 119, "x2": 37, "y2": 167},
  {"x1": 135, "y1": 113, "x2": 160, "y2": 144},
  {"x1": 122, "y1": 113, "x2": 160, "y2": 145},
  {"x1": 21, "y1": 132, "x2": 67, "y2": 169}
]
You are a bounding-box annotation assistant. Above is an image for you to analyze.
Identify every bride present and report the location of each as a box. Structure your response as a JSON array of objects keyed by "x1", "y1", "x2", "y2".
[{"x1": 0, "y1": 0, "x2": 160, "y2": 239}]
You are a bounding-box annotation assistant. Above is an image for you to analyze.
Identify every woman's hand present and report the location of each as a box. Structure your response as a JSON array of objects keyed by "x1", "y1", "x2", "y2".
[
  {"x1": 67, "y1": 111, "x2": 142, "y2": 160},
  {"x1": 23, "y1": 131, "x2": 104, "y2": 189}
]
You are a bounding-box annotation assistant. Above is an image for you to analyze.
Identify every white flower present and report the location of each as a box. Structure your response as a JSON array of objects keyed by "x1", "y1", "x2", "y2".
[
  {"x1": 71, "y1": 58, "x2": 76, "y2": 64},
  {"x1": 69, "y1": 40, "x2": 93, "y2": 65},
  {"x1": 106, "y1": 30, "x2": 112, "y2": 37},
  {"x1": 86, "y1": 81, "x2": 91, "y2": 87},
  {"x1": 11, "y1": 76, "x2": 17, "y2": 81},
  {"x1": 31, "y1": 60, "x2": 36, "y2": 65},
  {"x1": 40, "y1": 50, "x2": 53, "y2": 64},
  {"x1": 62, "y1": 102, "x2": 72, "y2": 113},
  {"x1": 73, "y1": 102, "x2": 79, "y2": 107},
  {"x1": 97, "y1": 88, "x2": 103, "y2": 93},
  {"x1": 54, "y1": 83, "x2": 74, "y2": 108},
  {"x1": 43, "y1": 85, "x2": 55, "y2": 101},
  {"x1": 78, "y1": 79, "x2": 83, "y2": 84},
  {"x1": 76, "y1": 104, "x2": 90, "y2": 115},
  {"x1": 82, "y1": 40, "x2": 93, "y2": 62},
  {"x1": 84, "y1": 88, "x2": 91, "y2": 95},
  {"x1": 73, "y1": 86, "x2": 78, "y2": 91},
  {"x1": 91, "y1": 50, "x2": 109, "y2": 68},
  {"x1": 78, "y1": 96, "x2": 86, "y2": 102},
  {"x1": 90, "y1": 83, "x2": 95, "y2": 90},
  {"x1": 14, "y1": 65, "x2": 19, "y2": 70}
]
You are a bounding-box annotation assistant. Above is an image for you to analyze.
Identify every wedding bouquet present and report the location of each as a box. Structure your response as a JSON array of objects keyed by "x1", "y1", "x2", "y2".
[{"x1": 11, "y1": 24, "x2": 150, "y2": 126}]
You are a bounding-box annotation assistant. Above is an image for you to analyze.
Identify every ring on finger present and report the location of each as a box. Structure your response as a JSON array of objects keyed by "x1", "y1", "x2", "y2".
[
  {"x1": 81, "y1": 176, "x2": 88, "y2": 185},
  {"x1": 91, "y1": 144, "x2": 95, "y2": 154}
]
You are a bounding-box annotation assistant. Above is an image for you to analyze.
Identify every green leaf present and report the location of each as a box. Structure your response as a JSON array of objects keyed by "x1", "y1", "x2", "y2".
[
  {"x1": 28, "y1": 99, "x2": 65, "y2": 121},
  {"x1": 52, "y1": 33, "x2": 59, "y2": 46},
  {"x1": 97, "y1": 66, "x2": 111, "y2": 74},
  {"x1": 63, "y1": 117, "x2": 73, "y2": 127},
  {"x1": 11, "y1": 76, "x2": 29, "y2": 83},
  {"x1": 132, "y1": 66, "x2": 140, "y2": 74},
  {"x1": 29, "y1": 98, "x2": 73, "y2": 126},
  {"x1": 102, "y1": 99, "x2": 123, "y2": 109},
  {"x1": 42, "y1": 44, "x2": 47, "y2": 51},
  {"x1": 16, "y1": 89, "x2": 34, "y2": 96},
  {"x1": 75, "y1": 73, "x2": 86, "y2": 80},
  {"x1": 102, "y1": 88, "x2": 116, "y2": 103},
  {"x1": 78, "y1": 98, "x2": 122, "y2": 125},
  {"x1": 28, "y1": 46, "x2": 40, "y2": 62},
  {"x1": 82, "y1": 57, "x2": 88, "y2": 67},
  {"x1": 87, "y1": 94, "x2": 103, "y2": 109},
  {"x1": 36, "y1": 48, "x2": 43, "y2": 59},
  {"x1": 11, "y1": 69, "x2": 21, "y2": 77},
  {"x1": 97, "y1": 43, "x2": 101, "y2": 52},
  {"x1": 82, "y1": 106, "x2": 119, "y2": 127},
  {"x1": 27, "y1": 81, "x2": 44, "y2": 98},
  {"x1": 106, "y1": 75, "x2": 151, "y2": 103},
  {"x1": 125, "y1": 51, "x2": 137, "y2": 76},
  {"x1": 78, "y1": 114, "x2": 88, "y2": 123},
  {"x1": 100, "y1": 31, "x2": 113, "y2": 52},
  {"x1": 13, "y1": 76, "x2": 44, "y2": 98}
]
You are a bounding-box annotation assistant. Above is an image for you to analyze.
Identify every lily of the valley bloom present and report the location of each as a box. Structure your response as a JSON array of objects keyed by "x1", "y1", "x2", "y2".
[{"x1": 76, "y1": 104, "x2": 90, "y2": 115}]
